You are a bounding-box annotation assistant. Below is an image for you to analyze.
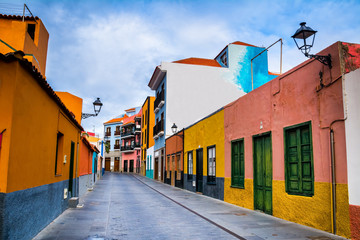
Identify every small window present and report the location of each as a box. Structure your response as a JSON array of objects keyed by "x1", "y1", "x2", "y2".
[
  {"x1": 220, "y1": 52, "x2": 228, "y2": 66},
  {"x1": 231, "y1": 139, "x2": 244, "y2": 188},
  {"x1": 207, "y1": 146, "x2": 216, "y2": 183},
  {"x1": 55, "y1": 132, "x2": 64, "y2": 175},
  {"x1": 284, "y1": 122, "x2": 314, "y2": 196},
  {"x1": 187, "y1": 151, "x2": 193, "y2": 180},
  {"x1": 27, "y1": 24, "x2": 35, "y2": 40},
  {"x1": 167, "y1": 155, "x2": 170, "y2": 177},
  {"x1": 177, "y1": 153, "x2": 181, "y2": 180}
]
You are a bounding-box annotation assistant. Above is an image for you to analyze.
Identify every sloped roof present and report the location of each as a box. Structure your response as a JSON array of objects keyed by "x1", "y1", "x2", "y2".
[
  {"x1": 104, "y1": 114, "x2": 128, "y2": 124},
  {"x1": 173, "y1": 57, "x2": 221, "y2": 67},
  {"x1": 0, "y1": 51, "x2": 83, "y2": 131},
  {"x1": 231, "y1": 41, "x2": 258, "y2": 47},
  {"x1": 122, "y1": 109, "x2": 142, "y2": 126},
  {"x1": 0, "y1": 14, "x2": 39, "y2": 21}
]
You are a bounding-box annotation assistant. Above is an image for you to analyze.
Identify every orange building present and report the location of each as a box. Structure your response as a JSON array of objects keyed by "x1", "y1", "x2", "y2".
[
  {"x1": 0, "y1": 14, "x2": 49, "y2": 76},
  {"x1": 165, "y1": 130, "x2": 184, "y2": 188},
  {"x1": 0, "y1": 14, "x2": 82, "y2": 240},
  {"x1": 141, "y1": 96, "x2": 155, "y2": 177}
]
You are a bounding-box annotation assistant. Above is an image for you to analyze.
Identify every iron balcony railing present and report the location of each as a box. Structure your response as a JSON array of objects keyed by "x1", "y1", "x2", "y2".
[
  {"x1": 114, "y1": 130, "x2": 121, "y2": 136},
  {"x1": 121, "y1": 144, "x2": 134, "y2": 151},
  {"x1": 114, "y1": 144, "x2": 120, "y2": 150},
  {"x1": 154, "y1": 90, "x2": 165, "y2": 111},
  {"x1": 153, "y1": 119, "x2": 164, "y2": 137},
  {"x1": 105, "y1": 132, "x2": 111, "y2": 137}
]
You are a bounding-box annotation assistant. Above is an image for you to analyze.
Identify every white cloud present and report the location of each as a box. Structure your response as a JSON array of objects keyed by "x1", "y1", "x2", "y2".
[{"x1": 34, "y1": 0, "x2": 360, "y2": 136}]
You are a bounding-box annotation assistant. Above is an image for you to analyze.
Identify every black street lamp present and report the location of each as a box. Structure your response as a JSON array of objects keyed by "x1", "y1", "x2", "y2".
[
  {"x1": 171, "y1": 123, "x2": 178, "y2": 134},
  {"x1": 82, "y1": 98, "x2": 103, "y2": 119},
  {"x1": 292, "y1": 22, "x2": 332, "y2": 68}
]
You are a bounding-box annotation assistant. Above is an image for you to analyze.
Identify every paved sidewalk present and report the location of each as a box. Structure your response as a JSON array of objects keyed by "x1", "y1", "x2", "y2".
[{"x1": 34, "y1": 173, "x2": 347, "y2": 240}]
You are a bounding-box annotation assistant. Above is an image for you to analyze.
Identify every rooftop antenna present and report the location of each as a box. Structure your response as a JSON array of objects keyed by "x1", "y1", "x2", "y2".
[
  {"x1": 22, "y1": 4, "x2": 35, "y2": 22},
  {"x1": 251, "y1": 38, "x2": 283, "y2": 91}
]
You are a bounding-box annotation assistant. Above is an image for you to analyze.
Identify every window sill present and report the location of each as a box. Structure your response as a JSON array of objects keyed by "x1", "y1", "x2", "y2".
[
  {"x1": 230, "y1": 185, "x2": 244, "y2": 189},
  {"x1": 286, "y1": 191, "x2": 313, "y2": 197},
  {"x1": 207, "y1": 182, "x2": 216, "y2": 185}
]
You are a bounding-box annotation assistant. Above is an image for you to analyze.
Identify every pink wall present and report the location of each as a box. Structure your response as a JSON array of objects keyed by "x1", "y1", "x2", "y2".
[{"x1": 224, "y1": 42, "x2": 348, "y2": 184}]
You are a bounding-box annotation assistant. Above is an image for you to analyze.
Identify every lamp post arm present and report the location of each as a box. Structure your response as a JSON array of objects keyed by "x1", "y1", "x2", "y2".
[
  {"x1": 81, "y1": 113, "x2": 97, "y2": 119},
  {"x1": 306, "y1": 53, "x2": 332, "y2": 69}
]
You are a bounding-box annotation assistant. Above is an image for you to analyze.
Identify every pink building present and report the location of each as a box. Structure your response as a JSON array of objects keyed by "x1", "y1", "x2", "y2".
[
  {"x1": 121, "y1": 109, "x2": 142, "y2": 173},
  {"x1": 223, "y1": 42, "x2": 360, "y2": 239}
]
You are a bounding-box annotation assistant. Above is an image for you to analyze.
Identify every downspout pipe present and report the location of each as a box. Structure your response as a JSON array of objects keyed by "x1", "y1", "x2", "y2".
[{"x1": 330, "y1": 129, "x2": 336, "y2": 234}]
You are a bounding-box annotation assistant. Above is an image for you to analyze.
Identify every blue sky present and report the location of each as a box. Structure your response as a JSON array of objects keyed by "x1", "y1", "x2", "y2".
[{"x1": 1, "y1": 0, "x2": 360, "y2": 136}]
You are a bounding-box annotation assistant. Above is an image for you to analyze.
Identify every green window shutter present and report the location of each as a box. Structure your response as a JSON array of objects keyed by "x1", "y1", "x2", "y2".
[
  {"x1": 231, "y1": 140, "x2": 244, "y2": 188},
  {"x1": 285, "y1": 122, "x2": 313, "y2": 196}
]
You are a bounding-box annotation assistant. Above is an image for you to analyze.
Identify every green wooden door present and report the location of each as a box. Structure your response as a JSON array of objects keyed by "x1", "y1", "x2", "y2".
[
  {"x1": 253, "y1": 134, "x2": 272, "y2": 215},
  {"x1": 231, "y1": 140, "x2": 244, "y2": 188}
]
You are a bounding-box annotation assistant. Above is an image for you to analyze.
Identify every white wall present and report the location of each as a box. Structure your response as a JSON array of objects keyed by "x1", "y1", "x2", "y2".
[
  {"x1": 344, "y1": 68, "x2": 360, "y2": 206},
  {"x1": 164, "y1": 62, "x2": 244, "y2": 137},
  {"x1": 147, "y1": 146, "x2": 154, "y2": 170}
]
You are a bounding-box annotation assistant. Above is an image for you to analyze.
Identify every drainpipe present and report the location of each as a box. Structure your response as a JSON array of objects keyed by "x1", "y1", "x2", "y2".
[{"x1": 330, "y1": 129, "x2": 336, "y2": 234}]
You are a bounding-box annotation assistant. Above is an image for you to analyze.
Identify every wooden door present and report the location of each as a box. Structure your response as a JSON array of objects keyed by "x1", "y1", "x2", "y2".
[
  {"x1": 171, "y1": 155, "x2": 175, "y2": 186},
  {"x1": 124, "y1": 160, "x2": 128, "y2": 172},
  {"x1": 68, "y1": 141, "x2": 75, "y2": 197},
  {"x1": 114, "y1": 160, "x2": 120, "y2": 172},
  {"x1": 253, "y1": 133, "x2": 272, "y2": 215},
  {"x1": 105, "y1": 158, "x2": 111, "y2": 171},
  {"x1": 130, "y1": 160, "x2": 134, "y2": 172},
  {"x1": 196, "y1": 148, "x2": 203, "y2": 193},
  {"x1": 154, "y1": 158, "x2": 158, "y2": 180}
]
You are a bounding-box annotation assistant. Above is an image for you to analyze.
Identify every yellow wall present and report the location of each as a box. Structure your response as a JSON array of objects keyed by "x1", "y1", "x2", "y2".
[
  {"x1": 224, "y1": 178, "x2": 254, "y2": 210},
  {"x1": 0, "y1": 17, "x2": 49, "y2": 76},
  {"x1": 0, "y1": 60, "x2": 81, "y2": 193},
  {"x1": 224, "y1": 177, "x2": 351, "y2": 238},
  {"x1": 56, "y1": 91, "x2": 83, "y2": 124},
  {"x1": 141, "y1": 96, "x2": 155, "y2": 161},
  {"x1": 184, "y1": 109, "x2": 224, "y2": 178}
]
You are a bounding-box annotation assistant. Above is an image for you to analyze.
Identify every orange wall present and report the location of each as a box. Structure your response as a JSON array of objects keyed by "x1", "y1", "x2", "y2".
[
  {"x1": 56, "y1": 91, "x2": 83, "y2": 124},
  {"x1": 165, "y1": 130, "x2": 184, "y2": 171},
  {"x1": 141, "y1": 96, "x2": 155, "y2": 161},
  {"x1": 0, "y1": 60, "x2": 81, "y2": 193},
  {"x1": 0, "y1": 17, "x2": 49, "y2": 76},
  {"x1": 79, "y1": 138, "x2": 93, "y2": 176}
]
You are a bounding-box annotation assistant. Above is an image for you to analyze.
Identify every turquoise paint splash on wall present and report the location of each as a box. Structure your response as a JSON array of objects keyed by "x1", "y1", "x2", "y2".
[{"x1": 235, "y1": 47, "x2": 276, "y2": 93}]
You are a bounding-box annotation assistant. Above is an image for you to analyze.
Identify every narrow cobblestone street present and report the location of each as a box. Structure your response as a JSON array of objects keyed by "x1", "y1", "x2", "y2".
[{"x1": 34, "y1": 173, "x2": 347, "y2": 240}]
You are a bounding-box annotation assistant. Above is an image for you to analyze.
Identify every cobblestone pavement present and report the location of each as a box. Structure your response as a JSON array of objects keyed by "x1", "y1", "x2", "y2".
[{"x1": 34, "y1": 173, "x2": 347, "y2": 240}]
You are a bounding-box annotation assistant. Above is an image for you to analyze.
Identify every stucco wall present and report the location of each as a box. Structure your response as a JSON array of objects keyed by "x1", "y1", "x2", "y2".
[
  {"x1": 184, "y1": 109, "x2": 225, "y2": 198},
  {"x1": 0, "y1": 180, "x2": 69, "y2": 240},
  {"x1": 344, "y1": 68, "x2": 360, "y2": 239},
  {"x1": 223, "y1": 42, "x2": 350, "y2": 238}
]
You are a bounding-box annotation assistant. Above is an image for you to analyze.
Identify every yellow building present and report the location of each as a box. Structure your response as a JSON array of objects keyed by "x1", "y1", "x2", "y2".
[
  {"x1": 183, "y1": 108, "x2": 225, "y2": 200},
  {"x1": 0, "y1": 14, "x2": 49, "y2": 76},
  {"x1": 141, "y1": 96, "x2": 155, "y2": 178}
]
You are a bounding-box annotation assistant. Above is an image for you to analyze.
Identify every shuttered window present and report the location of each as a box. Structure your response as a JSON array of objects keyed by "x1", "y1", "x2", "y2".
[
  {"x1": 231, "y1": 139, "x2": 244, "y2": 188},
  {"x1": 207, "y1": 146, "x2": 216, "y2": 183},
  {"x1": 284, "y1": 122, "x2": 314, "y2": 196},
  {"x1": 187, "y1": 151, "x2": 193, "y2": 180}
]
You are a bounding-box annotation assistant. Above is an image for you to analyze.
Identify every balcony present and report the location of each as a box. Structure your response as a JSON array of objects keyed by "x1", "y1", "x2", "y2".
[
  {"x1": 121, "y1": 129, "x2": 135, "y2": 139},
  {"x1": 135, "y1": 125, "x2": 141, "y2": 132},
  {"x1": 114, "y1": 144, "x2": 120, "y2": 150},
  {"x1": 105, "y1": 132, "x2": 111, "y2": 137},
  {"x1": 121, "y1": 144, "x2": 135, "y2": 152},
  {"x1": 134, "y1": 141, "x2": 141, "y2": 149},
  {"x1": 114, "y1": 130, "x2": 121, "y2": 136},
  {"x1": 154, "y1": 91, "x2": 165, "y2": 113},
  {"x1": 153, "y1": 119, "x2": 164, "y2": 139}
]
